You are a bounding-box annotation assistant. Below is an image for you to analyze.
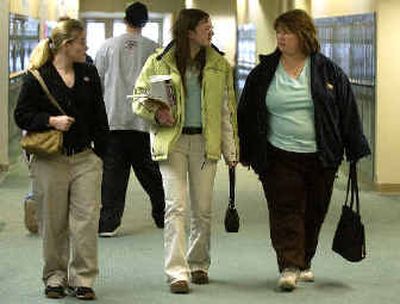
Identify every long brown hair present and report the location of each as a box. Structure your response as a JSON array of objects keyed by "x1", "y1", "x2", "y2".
[
  {"x1": 274, "y1": 9, "x2": 320, "y2": 55},
  {"x1": 172, "y1": 8, "x2": 209, "y2": 93}
]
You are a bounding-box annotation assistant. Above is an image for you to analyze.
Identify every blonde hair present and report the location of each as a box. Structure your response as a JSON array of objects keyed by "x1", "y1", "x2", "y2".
[{"x1": 28, "y1": 19, "x2": 84, "y2": 70}]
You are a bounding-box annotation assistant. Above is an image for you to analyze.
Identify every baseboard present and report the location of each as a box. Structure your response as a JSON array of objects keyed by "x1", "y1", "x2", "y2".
[
  {"x1": 0, "y1": 164, "x2": 9, "y2": 184},
  {"x1": 0, "y1": 163, "x2": 9, "y2": 172},
  {"x1": 374, "y1": 183, "x2": 400, "y2": 194}
]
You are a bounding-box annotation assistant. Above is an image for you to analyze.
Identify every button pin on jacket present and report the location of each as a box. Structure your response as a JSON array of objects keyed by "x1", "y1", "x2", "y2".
[
  {"x1": 83, "y1": 76, "x2": 90, "y2": 82},
  {"x1": 326, "y1": 82, "x2": 334, "y2": 90}
]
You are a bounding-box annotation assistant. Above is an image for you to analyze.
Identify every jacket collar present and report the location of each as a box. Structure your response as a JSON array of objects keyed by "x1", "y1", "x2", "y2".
[
  {"x1": 156, "y1": 41, "x2": 225, "y2": 72},
  {"x1": 259, "y1": 48, "x2": 320, "y2": 67},
  {"x1": 259, "y1": 48, "x2": 281, "y2": 65}
]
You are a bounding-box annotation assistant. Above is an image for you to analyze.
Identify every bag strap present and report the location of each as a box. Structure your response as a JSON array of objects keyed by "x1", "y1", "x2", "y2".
[
  {"x1": 29, "y1": 69, "x2": 67, "y2": 115},
  {"x1": 228, "y1": 167, "x2": 236, "y2": 209},
  {"x1": 350, "y1": 162, "x2": 361, "y2": 214},
  {"x1": 345, "y1": 162, "x2": 360, "y2": 214}
]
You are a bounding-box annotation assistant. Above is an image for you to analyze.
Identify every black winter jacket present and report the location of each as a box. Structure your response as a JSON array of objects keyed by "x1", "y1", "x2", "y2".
[
  {"x1": 14, "y1": 61, "x2": 109, "y2": 157},
  {"x1": 237, "y1": 50, "x2": 371, "y2": 175}
]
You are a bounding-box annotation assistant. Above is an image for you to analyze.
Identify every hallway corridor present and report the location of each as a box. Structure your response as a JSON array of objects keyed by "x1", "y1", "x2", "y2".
[{"x1": 0, "y1": 160, "x2": 399, "y2": 304}]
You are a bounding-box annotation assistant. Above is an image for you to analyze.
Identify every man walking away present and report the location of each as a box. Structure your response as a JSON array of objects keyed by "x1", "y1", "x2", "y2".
[{"x1": 95, "y1": 2, "x2": 165, "y2": 237}]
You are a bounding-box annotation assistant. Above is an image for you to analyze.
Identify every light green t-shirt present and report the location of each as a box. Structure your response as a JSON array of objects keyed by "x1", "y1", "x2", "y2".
[
  {"x1": 266, "y1": 58, "x2": 317, "y2": 153},
  {"x1": 184, "y1": 67, "x2": 202, "y2": 128}
]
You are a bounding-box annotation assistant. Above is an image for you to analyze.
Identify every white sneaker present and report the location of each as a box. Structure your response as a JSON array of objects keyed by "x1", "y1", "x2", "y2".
[
  {"x1": 98, "y1": 226, "x2": 120, "y2": 237},
  {"x1": 299, "y1": 269, "x2": 314, "y2": 282},
  {"x1": 278, "y1": 268, "x2": 299, "y2": 291}
]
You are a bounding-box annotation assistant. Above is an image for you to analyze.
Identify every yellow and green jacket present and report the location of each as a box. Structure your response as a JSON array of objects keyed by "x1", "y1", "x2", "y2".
[{"x1": 132, "y1": 44, "x2": 239, "y2": 162}]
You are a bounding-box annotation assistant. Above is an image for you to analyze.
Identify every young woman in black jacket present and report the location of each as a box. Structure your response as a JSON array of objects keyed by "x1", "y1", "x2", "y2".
[
  {"x1": 237, "y1": 9, "x2": 370, "y2": 291},
  {"x1": 14, "y1": 19, "x2": 109, "y2": 300}
]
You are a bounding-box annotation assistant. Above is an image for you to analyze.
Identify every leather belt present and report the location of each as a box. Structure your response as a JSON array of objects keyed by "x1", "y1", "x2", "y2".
[
  {"x1": 182, "y1": 127, "x2": 203, "y2": 135},
  {"x1": 62, "y1": 146, "x2": 90, "y2": 156}
]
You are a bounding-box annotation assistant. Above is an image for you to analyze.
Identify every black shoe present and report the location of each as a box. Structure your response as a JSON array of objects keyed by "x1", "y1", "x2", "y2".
[
  {"x1": 98, "y1": 225, "x2": 120, "y2": 237},
  {"x1": 99, "y1": 218, "x2": 121, "y2": 237},
  {"x1": 191, "y1": 271, "x2": 209, "y2": 284},
  {"x1": 99, "y1": 214, "x2": 121, "y2": 236},
  {"x1": 66, "y1": 285, "x2": 75, "y2": 296},
  {"x1": 45, "y1": 285, "x2": 65, "y2": 299},
  {"x1": 70, "y1": 286, "x2": 96, "y2": 300},
  {"x1": 152, "y1": 211, "x2": 164, "y2": 229}
]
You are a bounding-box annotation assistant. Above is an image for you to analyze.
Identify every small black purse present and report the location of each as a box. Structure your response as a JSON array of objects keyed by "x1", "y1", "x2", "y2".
[
  {"x1": 332, "y1": 162, "x2": 366, "y2": 262},
  {"x1": 224, "y1": 167, "x2": 240, "y2": 233}
]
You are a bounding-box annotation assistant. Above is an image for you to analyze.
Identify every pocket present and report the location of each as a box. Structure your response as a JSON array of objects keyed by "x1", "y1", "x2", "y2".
[{"x1": 89, "y1": 149, "x2": 103, "y2": 167}]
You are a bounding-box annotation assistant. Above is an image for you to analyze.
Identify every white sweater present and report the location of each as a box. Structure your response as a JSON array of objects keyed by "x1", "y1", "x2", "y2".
[{"x1": 95, "y1": 32, "x2": 158, "y2": 132}]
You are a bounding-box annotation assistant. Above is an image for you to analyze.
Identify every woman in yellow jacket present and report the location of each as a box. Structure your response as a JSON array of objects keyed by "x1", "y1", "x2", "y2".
[{"x1": 132, "y1": 8, "x2": 238, "y2": 294}]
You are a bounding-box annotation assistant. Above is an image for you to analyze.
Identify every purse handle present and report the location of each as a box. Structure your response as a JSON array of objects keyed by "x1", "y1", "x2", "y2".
[
  {"x1": 344, "y1": 162, "x2": 360, "y2": 214},
  {"x1": 29, "y1": 69, "x2": 67, "y2": 115},
  {"x1": 228, "y1": 167, "x2": 236, "y2": 209}
]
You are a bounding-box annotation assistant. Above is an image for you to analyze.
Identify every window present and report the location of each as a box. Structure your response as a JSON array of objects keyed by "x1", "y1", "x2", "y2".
[
  {"x1": 142, "y1": 22, "x2": 160, "y2": 44},
  {"x1": 113, "y1": 20, "x2": 161, "y2": 44},
  {"x1": 86, "y1": 21, "x2": 106, "y2": 59},
  {"x1": 82, "y1": 13, "x2": 171, "y2": 57},
  {"x1": 113, "y1": 20, "x2": 125, "y2": 37}
]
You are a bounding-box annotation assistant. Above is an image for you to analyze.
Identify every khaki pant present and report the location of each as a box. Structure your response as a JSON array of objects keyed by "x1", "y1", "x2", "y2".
[
  {"x1": 31, "y1": 149, "x2": 102, "y2": 287},
  {"x1": 159, "y1": 135, "x2": 218, "y2": 283}
]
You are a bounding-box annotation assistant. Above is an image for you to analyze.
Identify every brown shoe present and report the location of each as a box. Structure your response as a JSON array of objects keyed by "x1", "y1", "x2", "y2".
[
  {"x1": 44, "y1": 285, "x2": 65, "y2": 299},
  {"x1": 71, "y1": 286, "x2": 96, "y2": 300},
  {"x1": 191, "y1": 271, "x2": 209, "y2": 284},
  {"x1": 170, "y1": 280, "x2": 189, "y2": 294}
]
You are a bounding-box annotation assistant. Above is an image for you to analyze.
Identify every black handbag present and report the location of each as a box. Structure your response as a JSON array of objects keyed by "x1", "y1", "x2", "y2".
[
  {"x1": 332, "y1": 162, "x2": 366, "y2": 262},
  {"x1": 224, "y1": 167, "x2": 240, "y2": 233}
]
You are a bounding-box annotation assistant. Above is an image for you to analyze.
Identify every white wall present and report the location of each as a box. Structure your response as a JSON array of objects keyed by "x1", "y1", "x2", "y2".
[
  {"x1": 253, "y1": 0, "x2": 281, "y2": 56},
  {"x1": 80, "y1": 0, "x2": 184, "y2": 14},
  {"x1": 312, "y1": 0, "x2": 375, "y2": 17},
  {"x1": 0, "y1": 0, "x2": 9, "y2": 170},
  {"x1": 237, "y1": 0, "x2": 281, "y2": 61},
  {"x1": 375, "y1": 0, "x2": 400, "y2": 186},
  {"x1": 192, "y1": 0, "x2": 237, "y2": 65},
  {"x1": 10, "y1": 0, "x2": 79, "y2": 20},
  {"x1": 211, "y1": 15, "x2": 237, "y2": 65}
]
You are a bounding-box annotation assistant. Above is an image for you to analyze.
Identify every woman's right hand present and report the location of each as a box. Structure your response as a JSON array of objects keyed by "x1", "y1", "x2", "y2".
[
  {"x1": 49, "y1": 115, "x2": 75, "y2": 131},
  {"x1": 155, "y1": 107, "x2": 175, "y2": 127}
]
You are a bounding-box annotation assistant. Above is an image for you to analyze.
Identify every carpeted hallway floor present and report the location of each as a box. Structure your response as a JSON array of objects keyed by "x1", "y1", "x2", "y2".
[{"x1": 0, "y1": 159, "x2": 399, "y2": 303}]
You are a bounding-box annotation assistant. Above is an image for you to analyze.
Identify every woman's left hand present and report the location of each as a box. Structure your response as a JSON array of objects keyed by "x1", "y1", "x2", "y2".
[{"x1": 155, "y1": 107, "x2": 175, "y2": 127}]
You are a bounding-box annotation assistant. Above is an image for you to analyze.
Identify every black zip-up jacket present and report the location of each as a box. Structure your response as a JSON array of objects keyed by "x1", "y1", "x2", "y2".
[
  {"x1": 14, "y1": 61, "x2": 109, "y2": 157},
  {"x1": 237, "y1": 50, "x2": 371, "y2": 176}
]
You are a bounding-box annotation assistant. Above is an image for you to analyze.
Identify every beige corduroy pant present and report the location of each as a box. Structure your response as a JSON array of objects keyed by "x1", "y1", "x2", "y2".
[
  {"x1": 159, "y1": 135, "x2": 218, "y2": 283},
  {"x1": 31, "y1": 149, "x2": 102, "y2": 288}
]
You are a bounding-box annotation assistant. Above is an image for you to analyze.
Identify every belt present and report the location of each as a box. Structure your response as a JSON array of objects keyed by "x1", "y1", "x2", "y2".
[
  {"x1": 62, "y1": 146, "x2": 90, "y2": 156},
  {"x1": 182, "y1": 127, "x2": 202, "y2": 135}
]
